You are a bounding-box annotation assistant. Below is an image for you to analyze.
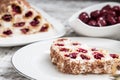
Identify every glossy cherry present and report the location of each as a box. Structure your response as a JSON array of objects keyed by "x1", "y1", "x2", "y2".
[
  {"x1": 90, "y1": 10, "x2": 100, "y2": 19},
  {"x1": 97, "y1": 17, "x2": 107, "y2": 26},
  {"x1": 79, "y1": 12, "x2": 89, "y2": 23}
]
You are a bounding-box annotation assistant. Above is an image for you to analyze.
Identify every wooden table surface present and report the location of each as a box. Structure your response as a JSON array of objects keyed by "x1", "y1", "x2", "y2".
[{"x1": 0, "y1": 0, "x2": 119, "y2": 80}]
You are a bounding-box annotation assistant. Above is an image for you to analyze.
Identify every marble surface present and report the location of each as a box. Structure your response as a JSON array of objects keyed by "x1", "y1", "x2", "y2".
[{"x1": 0, "y1": 0, "x2": 119, "y2": 80}]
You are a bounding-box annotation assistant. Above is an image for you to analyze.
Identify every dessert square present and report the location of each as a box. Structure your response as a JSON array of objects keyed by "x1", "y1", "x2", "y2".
[{"x1": 50, "y1": 38, "x2": 120, "y2": 74}]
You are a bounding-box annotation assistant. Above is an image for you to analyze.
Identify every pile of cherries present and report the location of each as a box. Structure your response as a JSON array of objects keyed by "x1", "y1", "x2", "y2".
[{"x1": 79, "y1": 5, "x2": 120, "y2": 27}]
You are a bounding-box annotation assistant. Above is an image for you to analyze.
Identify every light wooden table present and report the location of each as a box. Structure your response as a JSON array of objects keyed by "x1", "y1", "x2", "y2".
[{"x1": 0, "y1": 0, "x2": 119, "y2": 80}]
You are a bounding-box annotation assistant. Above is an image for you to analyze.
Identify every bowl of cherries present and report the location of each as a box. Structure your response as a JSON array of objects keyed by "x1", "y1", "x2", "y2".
[{"x1": 69, "y1": 2, "x2": 120, "y2": 37}]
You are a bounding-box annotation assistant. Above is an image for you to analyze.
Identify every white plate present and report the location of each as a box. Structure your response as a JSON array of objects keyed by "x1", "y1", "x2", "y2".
[
  {"x1": 0, "y1": 5, "x2": 65, "y2": 47},
  {"x1": 12, "y1": 37, "x2": 120, "y2": 80}
]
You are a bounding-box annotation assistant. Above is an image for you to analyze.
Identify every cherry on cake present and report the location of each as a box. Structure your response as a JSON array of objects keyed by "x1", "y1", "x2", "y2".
[
  {"x1": 50, "y1": 38, "x2": 120, "y2": 74},
  {"x1": 0, "y1": 0, "x2": 53, "y2": 37}
]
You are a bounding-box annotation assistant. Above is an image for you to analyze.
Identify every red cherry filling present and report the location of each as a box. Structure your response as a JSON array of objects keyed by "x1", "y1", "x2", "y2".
[
  {"x1": 93, "y1": 52, "x2": 104, "y2": 59},
  {"x1": 2, "y1": 14, "x2": 12, "y2": 22},
  {"x1": 60, "y1": 48, "x2": 69, "y2": 52},
  {"x1": 13, "y1": 22, "x2": 25, "y2": 27},
  {"x1": 21, "y1": 28, "x2": 29, "y2": 34},
  {"x1": 55, "y1": 44, "x2": 64, "y2": 46},
  {"x1": 40, "y1": 24, "x2": 49, "y2": 32},
  {"x1": 3, "y1": 30, "x2": 12, "y2": 35},
  {"x1": 12, "y1": 4, "x2": 21, "y2": 14},
  {"x1": 25, "y1": 11, "x2": 33, "y2": 17},
  {"x1": 30, "y1": 17, "x2": 40, "y2": 26},
  {"x1": 110, "y1": 54, "x2": 119, "y2": 59},
  {"x1": 77, "y1": 48, "x2": 88, "y2": 53},
  {"x1": 80, "y1": 54, "x2": 90, "y2": 60},
  {"x1": 64, "y1": 54, "x2": 70, "y2": 57},
  {"x1": 69, "y1": 53, "x2": 78, "y2": 59}
]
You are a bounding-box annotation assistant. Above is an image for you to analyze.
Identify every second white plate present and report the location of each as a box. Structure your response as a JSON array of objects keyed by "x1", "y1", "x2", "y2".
[{"x1": 12, "y1": 37, "x2": 120, "y2": 80}]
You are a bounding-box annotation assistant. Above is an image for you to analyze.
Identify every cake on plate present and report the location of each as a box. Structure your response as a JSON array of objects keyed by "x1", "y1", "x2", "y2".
[
  {"x1": 50, "y1": 38, "x2": 120, "y2": 74},
  {"x1": 0, "y1": 0, "x2": 53, "y2": 37}
]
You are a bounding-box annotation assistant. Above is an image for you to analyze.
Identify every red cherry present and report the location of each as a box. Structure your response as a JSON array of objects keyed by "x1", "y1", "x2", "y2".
[
  {"x1": 117, "y1": 16, "x2": 120, "y2": 23},
  {"x1": 2, "y1": 14, "x2": 12, "y2": 22},
  {"x1": 3, "y1": 30, "x2": 12, "y2": 35},
  {"x1": 30, "y1": 17, "x2": 40, "y2": 26},
  {"x1": 21, "y1": 28, "x2": 29, "y2": 34},
  {"x1": 40, "y1": 24, "x2": 49, "y2": 32},
  {"x1": 112, "y1": 6, "x2": 120, "y2": 11},
  {"x1": 72, "y1": 43, "x2": 80, "y2": 46},
  {"x1": 110, "y1": 54, "x2": 119, "y2": 59},
  {"x1": 91, "y1": 48, "x2": 97, "y2": 51},
  {"x1": 102, "y1": 5, "x2": 112, "y2": 10},
  {"x1": 88, "y1": 20, "x2": 98, "y2": 26},
  {"x1": 12, "y1": 4, "x2": 21, "y2": 14},
  {"x1": 13, "y1": 22, "x2": 25, "y2": 27},
  {"x1": 112, "y1": 6, "x2": 120, "y2": 16},
  {"x1": 106, "y1": 15, "x2": 117, "y2": 25},
  {"x1": 60, "y1": 48, "x2": 69, "y2": 52},
  {"x1": 25, "y1": 11, "x2": 33, "y2": 17},
  {"x1": 100, "y1": 9, "x2": 108, "y2": 17},
  {"x1": 55, "y1": 44, "x2": 64, "y2": 46},
  {"x1": 79, "y1": 12, "x2": 89, "y2": 23},
  {"x1": 107, "y1": 10, "x2": 116, "y2": 17},
  {"x1": 69, "y1": 53, "x2": 78, "y2": 59},
  {"x1": 64, "y1": 54, "x2": 70, "y2": 57},
  {"x1": 77, "y1": 48, "x2": 88, "y2": 53},
  {"x1": 57, "y1": 38, "x2": 67, "y2": 41},
  {"x1": 97, "y1": 17, "x2": 107, "y2": 26},
  {"x1": 93, "y1": 52, "x2": 104, "y2": 59},
  {"x1": 90, "y1": 10, "x2": 100, "y2": 19},
  {"x1": 80, "y1": 54, "x2": 90, "y2": 60}
]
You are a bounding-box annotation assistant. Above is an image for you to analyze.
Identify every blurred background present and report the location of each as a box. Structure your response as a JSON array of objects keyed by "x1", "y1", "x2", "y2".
[{"x1": 28, "y1": 0, "x2": 120, "y2": 23}]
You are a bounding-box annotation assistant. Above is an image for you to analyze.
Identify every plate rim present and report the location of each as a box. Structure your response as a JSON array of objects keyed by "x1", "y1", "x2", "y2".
[{"x1": 11, "y1": 37, "x2": 120, "y2": 80}]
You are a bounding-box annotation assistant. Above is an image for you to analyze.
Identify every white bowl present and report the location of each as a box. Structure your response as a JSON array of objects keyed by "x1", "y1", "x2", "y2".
[{"x1": 68, "y1": 2, "x2": 120, "y2": 37}]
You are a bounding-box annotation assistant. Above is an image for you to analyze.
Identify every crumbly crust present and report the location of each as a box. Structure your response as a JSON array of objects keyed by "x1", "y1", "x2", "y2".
[{"x1": 50, "y1": 38, "x2": 120, "y2": 74}]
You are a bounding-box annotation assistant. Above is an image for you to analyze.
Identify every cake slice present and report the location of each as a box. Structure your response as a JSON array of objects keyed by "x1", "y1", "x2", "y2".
[
  {"x1": 0, "y1": 0, "x2": 53, "y2": 37},
  {"x1": 50, "y1": 38, "x2": 120, "y2": 74}
]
